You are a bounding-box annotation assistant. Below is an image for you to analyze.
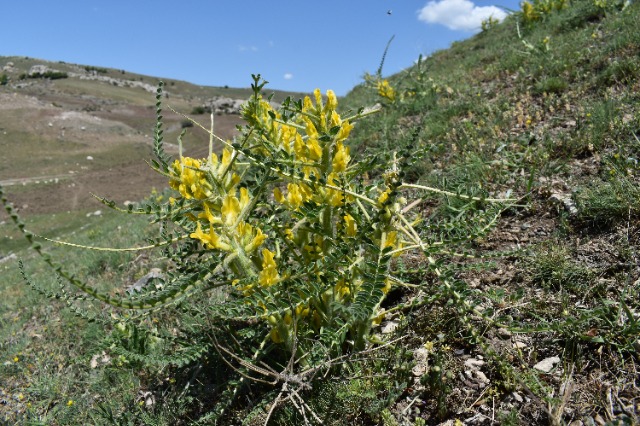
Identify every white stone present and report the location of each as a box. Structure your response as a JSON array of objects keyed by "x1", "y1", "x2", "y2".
[
  {"x1": 381, "y1": 320, "x2": 399, "y2": 334},
  {"x1": 533, "y1": 356, "x2": 560, "y2": 373},
  {"x1": 464, "y1": 358, "x2": 485, "y2": 369}
]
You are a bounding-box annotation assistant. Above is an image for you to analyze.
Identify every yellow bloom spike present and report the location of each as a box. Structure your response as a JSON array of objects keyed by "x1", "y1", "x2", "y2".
[
  {"x1": 330, "y1": 110, "x2": 342, "y2": 127},
  {"x1": 325, "y1": 89, "x2": 338, "y2": 112},
  {"x1": 303, "y1": 117, "x2": 319, "y2": 140},
  {"x1": 335, "y1": 278, "x2": 351, "y2": 297},
  {"x1": 293, "y1": 133, "x2": 306, "y2": 160},
  {"x1": 382, "y1": 278, "x2": 392, "y2": 294},
  {"x1": 190, "y1": 222, "x2": 231, "y2": 251},
  {"x1": 313, "y1": 88, "x2": 323, "y2": 111},
  {"x1": 302, "y1": 96, "x2": 313, "y2": 113}
]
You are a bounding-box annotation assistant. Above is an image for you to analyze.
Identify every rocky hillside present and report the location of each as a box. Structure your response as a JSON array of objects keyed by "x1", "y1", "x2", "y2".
[{"x1": 0, "y1": 56, "x2": 302, "y2": 216}]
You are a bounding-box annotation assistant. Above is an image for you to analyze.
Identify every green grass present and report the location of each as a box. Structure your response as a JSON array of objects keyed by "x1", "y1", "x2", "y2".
[{"x1": 2, "y1": 0, "x2": 640, "y2": 424}]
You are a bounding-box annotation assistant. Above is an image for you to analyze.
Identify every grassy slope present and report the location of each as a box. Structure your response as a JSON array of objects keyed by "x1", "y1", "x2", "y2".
[{"x1": 1, "y1": 0, "x2": 640, "y2": 424}]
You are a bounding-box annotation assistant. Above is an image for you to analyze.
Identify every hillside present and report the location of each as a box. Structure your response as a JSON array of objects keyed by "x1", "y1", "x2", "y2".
[
  {"x1": 1, "y1": 0, "x2": 640, "y2": 424},
  {"x1": 0, "y1": 56, "x2": 305, "y2": 217}
]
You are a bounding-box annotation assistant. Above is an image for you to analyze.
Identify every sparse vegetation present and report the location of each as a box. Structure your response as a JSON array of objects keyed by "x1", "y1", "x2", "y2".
[
  {"x1": 84, "y1": 65, "x2": 109, "y2": 74},
  {"x1": 1, "y1": 0, "x2": 639, "y2": 424},
  {"x1": 26, "y1": 70, "x2": 69, "y2": 80}
]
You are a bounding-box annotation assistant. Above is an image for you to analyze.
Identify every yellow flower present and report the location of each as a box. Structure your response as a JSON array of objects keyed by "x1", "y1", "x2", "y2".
[
  {"x1": 190, "y1": 222, "x2": 231, "y2": 251},
  {"x1": 335, "y1": 278, "x2": 351, "y2": 297},
  {"x1": 378, "y1": 189, "x2": 391, "y2": 206},
  {"x1": 288, "y1": 183, "x2": 313, "y2": 209},
  {"x1": 304, "y1": 118, "x2": 319, "y2": 141},
  {"x1": 295, "y1": 304, "x2": 310, "y2": 317},
  {"x1": 169, "y1": 157, "x2": 212, "y2": 200},
  {"x1": 258, "y1": 248, "x2": 279, "y2": 287},
  {"x1": 332, "y1": 141, "x2": 350, "y2": 173},
  {"x1": 273, "y1": 187, "x2": 285, "y2": 205},
  {"x1": 372, "y1": 309, "x2": 386, "y2": 326},
  {"x1": 221, "y1": 192, "x2": 241, "y2": 226},
  {"x1": 336, "y1": 120, "x2": 354, "y2": 143},
  {"x1": 67, "y1": 400, "x2": 74, "y2": 407},
  {"x1": 307, "y1": 138, "x2": 322, "y2": 161},
  {"x1": 382, "y1": 278, "x2": 392, "y2": 294},
  {"x1": 270, "y1": 327, "x2": 285, "y2": 343},
  {"x1": 198, "y1": 202, "x2": 220, "y2": 225},
  {"x1": 344, "y1": 213, "x2": 357, "y2": 237},
  {"x1": 239, "y1": 222, "x2": 267, "y2": 253},
  {"x1": 330, "y1": 110, "x2": 342, "y2": 127}
]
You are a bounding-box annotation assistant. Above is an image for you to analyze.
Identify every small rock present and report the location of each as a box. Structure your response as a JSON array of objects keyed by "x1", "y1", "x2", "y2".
[
  {"x1": 464, "y1": 358, "x2": 485, "y2": 369},
  {"x1": 497, "y1": 327, "x2": 512, "y2": 339},
  {"x1": 0, "y1": 253, "x2": 17, "y2": 264},
  {"x1": 513, "y1": 341, "x2": 528, "y2": 349},
  {"x1": 533, "y1": 356, "x2": 560, "y2": 373},
  {"x1": 512, "y1": 392, "x2": 523, "y2": 403},
  {"x1": 381, "y1": 320, "x2": 399, "y2": 334},
  {"x1": 475, "y1": 370, "x2": 489, "y2": 384},
  {"x1": 549, "y1": 192, "x2": 578, "y2": 215},
  {"x1": 86, "y1": 155, "x2": 93, "y2": 160},
  {"x1": 127, "y1": 268, "x2": 164, "y2": 294},
  {"x1": 412, "y1": 347, "x2": 430, "y2": 377}
]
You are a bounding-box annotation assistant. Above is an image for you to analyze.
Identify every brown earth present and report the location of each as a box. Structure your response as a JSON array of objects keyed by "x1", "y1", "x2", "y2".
[{"x1": 0, "y1": 86, "x2": 244, "y2": 217}]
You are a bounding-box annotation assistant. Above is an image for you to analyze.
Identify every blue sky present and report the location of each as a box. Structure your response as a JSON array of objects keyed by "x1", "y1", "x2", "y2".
[{"x1": 1, "y1": 0, "x2": 520, "y2": 96}]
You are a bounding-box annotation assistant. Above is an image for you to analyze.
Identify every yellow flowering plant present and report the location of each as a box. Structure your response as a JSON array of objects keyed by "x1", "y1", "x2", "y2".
[
  {"x1": 1, "y1": 75, "x2": 512, "y2": 421},
  {"x1": 161, "y1": 75, "x2": 407, "y2": 357}
]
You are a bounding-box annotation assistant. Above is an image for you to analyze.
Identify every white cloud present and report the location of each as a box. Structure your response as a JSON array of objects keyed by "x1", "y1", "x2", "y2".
[
  {"x1": 283, "y1": 73, "x2": 294, "y2": 80},
  {"x1": 418, "y1": 0, "x2": 507, "y2": 32}
]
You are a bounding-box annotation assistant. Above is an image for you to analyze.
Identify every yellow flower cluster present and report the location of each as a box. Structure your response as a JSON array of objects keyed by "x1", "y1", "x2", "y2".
[
  {"x1": 377, "y1": 80, "x2": 396, "y2": 102},
  {"x1": 170, "y1": 148, "x2": 268, "y2": 259},
  {"x1": 169, "y1": 157, "x2": 211, "y2": 200},
  {"x1": 266, "y1": 89, "x2": 354, "y2": 210},
  {"x1": 169, "y1": 148, "x2": 239, "y2": 200}
]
